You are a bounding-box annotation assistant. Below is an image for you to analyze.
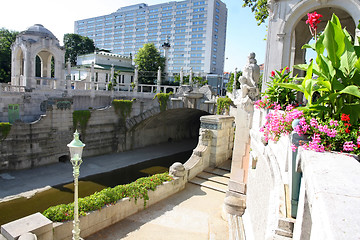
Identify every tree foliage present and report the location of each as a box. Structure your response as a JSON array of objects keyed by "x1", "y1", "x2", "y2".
[
  {"x1": 134, "y1": 43, "x2": 165, "y2": 84},
  {"x1": 64, "y1": 34, "x2": 96, "y2": 66},
  {"x1": 226, "y1": 70, "x2": 242, "y2": 93},
  {"x1": 242, "y1": 0, "x2": 268, "y2": 25},
  {"x1": 0, "y1": 28, "x2": 18, "y2": 83}
]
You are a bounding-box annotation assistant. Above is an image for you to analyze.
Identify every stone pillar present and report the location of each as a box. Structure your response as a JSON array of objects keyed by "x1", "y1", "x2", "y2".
[
  {"x1": 157, "y1": 66, "x2": 161, "y2": 93},
  {"x1": 66, "y1": 58, "x2": 71, "y2": 90},
  {"x1": 90, "y1": 62, "x2": 95, "y2": 90},
  {"x1": 189, "y1": 67, "x2": 193, "y2": 87},
  {"x1": 232, "y1": 68, "x2": 237, "y2": 95},
  {"x1": 224, "y1": 96, "x2": 254, "y2": 216},
  {"x1": 200, "y1": 115, "x2": 235, "y2": 167},
  {"x1": 134, "y1": 65, "x2": 138, "y2": 93},
  {"x1": 110, "y1": 64, "x2": 115, "y2": 91},
  {"x1": 180, "y1": 67, "x2": 184, "y2": 86}
]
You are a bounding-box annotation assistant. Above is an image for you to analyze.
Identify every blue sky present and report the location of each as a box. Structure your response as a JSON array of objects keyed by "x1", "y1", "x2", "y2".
[{"x1": 1, "y1": 0, "x2": 267, "y2": 72}]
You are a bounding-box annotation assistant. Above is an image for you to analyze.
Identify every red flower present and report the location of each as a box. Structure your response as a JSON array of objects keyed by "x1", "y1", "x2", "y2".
[
  {"x1": 306, "y1": 11, "x2": 323, "y2": 30},
  {"x1": 341, "y1": 113, "x2": 350, "y2": 122},
  {"x1": 271, "y1": 71, "x2": 275, "y2": 77},
  {"x1": 345, "y1": 128, "x2": 350, "y2": 134}
]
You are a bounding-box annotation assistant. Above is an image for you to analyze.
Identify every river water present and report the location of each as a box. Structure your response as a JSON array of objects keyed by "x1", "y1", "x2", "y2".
[{"x1": 0, "y1": 150, "x2": 192, "y2": 226}]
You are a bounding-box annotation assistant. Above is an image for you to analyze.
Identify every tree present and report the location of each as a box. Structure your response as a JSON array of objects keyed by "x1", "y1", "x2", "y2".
[
  {"x1": 63, "y1": 34, "x2": 96, "y2": 66},
  {"x1": 134, "y1": 43, "x2": 165, "y2": 84},
  {"x1": 226, "y1": 70, "x2": 242, "y2": 93},
  {"x1": 242, "y1": 0, "x2": 268, "y2": 25},
  {"x1": 0, "y1": 28, "x2": 18, "y2": 83}
]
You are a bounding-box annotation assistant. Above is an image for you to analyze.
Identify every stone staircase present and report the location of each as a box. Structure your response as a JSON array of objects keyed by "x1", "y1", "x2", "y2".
[
  {"x1": 188, "y1": 161, "x2": 247, "y2": 240},
  {"x1": 189, "y1": 163, "x2": 231, "y2": 193}
]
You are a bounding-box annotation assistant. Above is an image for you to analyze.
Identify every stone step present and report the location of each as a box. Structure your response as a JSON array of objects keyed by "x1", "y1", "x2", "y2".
[
  {"x1": 197, "y1": 172, "x2": 230, "y2": 185},
  {"x1": 218, "y1": 160, "x2": 232, "y2": 171},
  {"x1": 0, "y1": 234, "x2": 7, "y2": 240},
  {"x1": 275, "y1": 228, "x2": 293, "y2": 239},
  {"x1": 189, "y1": 177, "x2": 228, "y2": 193},
  {"x1": 204, "y1": 167, "x2": 231, "y2": 178}
]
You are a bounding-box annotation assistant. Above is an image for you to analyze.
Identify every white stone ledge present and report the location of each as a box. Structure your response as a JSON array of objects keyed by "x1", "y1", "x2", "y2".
[{"x1": 296, "y1": 149, "x2": 360, "y2": 240}]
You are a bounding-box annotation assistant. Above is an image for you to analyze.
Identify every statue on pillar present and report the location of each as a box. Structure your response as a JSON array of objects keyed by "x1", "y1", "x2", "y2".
[{"x1": 238, "y1": 52, "x2": 260, "y2": 101}]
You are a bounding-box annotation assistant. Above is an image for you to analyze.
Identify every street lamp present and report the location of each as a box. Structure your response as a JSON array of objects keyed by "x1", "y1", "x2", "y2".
[{"x1": 67, "y1": 130, "x2": 85, "y2": 240}]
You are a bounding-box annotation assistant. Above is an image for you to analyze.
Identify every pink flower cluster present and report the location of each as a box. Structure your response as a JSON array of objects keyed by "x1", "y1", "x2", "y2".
[
  {"x1": 260, "y1": 106, "x2": 303, "y2": 142},
  {"x1": 255, "y1": 96, "x2": 274, "y2": 110},
  {"x1": 293, "y1": 116, "x2": 339, "y2": 152},
  {"x1": 303, "y1": 133, "x2": 325, "y2": 152}
]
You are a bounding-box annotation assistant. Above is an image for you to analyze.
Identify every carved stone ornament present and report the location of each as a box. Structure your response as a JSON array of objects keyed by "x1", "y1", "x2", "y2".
[{"x1": 169, "y1": 162, "x2": 185, "y2": 177}]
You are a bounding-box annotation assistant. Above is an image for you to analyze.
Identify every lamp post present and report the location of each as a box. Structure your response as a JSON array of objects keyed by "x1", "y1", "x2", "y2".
[{"x1": 67, "y1": 130, "x2": 85, "y2": 240}]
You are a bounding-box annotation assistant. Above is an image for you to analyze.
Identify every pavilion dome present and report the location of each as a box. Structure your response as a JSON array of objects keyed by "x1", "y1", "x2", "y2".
[{"x1": 21, "y1": 24, "x2": 57, "y2": 39}]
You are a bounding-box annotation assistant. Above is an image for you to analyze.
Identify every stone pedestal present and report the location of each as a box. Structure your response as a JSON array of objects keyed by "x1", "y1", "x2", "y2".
[{"x1": 200, "y1": 115, "x2": 234, "y2": 167}]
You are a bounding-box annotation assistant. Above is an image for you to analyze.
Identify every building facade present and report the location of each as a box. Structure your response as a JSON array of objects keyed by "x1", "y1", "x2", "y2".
[
  {"x1": 74, "y1": 0, "x2": 227, "y2": 76},
  {"x1": 71, "y1": 51, "x2": 134, "y2": 90}
]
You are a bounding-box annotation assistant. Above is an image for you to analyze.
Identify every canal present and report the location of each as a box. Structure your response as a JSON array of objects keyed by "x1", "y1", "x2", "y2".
[{"x1": 0, "y1": 150, "x2": 192, "y2": 226}]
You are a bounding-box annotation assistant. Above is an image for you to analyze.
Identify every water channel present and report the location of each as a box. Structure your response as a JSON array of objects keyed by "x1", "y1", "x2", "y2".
[{"x1": 0, "y1": 150, "x2": 192, "y2": 226}]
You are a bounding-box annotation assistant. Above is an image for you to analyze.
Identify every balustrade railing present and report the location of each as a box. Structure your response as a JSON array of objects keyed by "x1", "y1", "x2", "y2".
[
  {"x1": 35, "y1": 77, "x2": 57, "y2": 90},
  {"x1": 68, "y1": 81, "x2": 179, "y2": 94},
  {"x1": 1, "y1": 83, "x2": 25, "y2": 92}
]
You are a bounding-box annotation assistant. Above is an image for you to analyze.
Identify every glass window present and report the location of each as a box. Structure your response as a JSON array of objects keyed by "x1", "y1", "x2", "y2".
[{"x1": 193, "y1": 8, "x2": 205, "y2": 12}]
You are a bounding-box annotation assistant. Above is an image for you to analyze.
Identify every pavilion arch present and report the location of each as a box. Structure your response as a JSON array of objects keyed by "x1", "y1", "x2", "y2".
[
  {"x1": 33, "y1": 49, "x2": 57, "y2": 79},
  {"x1": 263, "y1": 0, "x2": 360, "y2": 89},
  {"x1": 10, "y1": 24, "x2": 65, "y2": 90},
  {"x1": 12, "y1": 47, "x2": 26, "y2": 86}
]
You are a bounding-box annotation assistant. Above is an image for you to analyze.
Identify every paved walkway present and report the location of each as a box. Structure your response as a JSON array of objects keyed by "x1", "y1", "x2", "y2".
[
  {"x1": 87, "y1": 182, "x2": 229, "y2": 240},
  {"x1": 0, "y1": 139, "x2": 197, "y2": 201}
]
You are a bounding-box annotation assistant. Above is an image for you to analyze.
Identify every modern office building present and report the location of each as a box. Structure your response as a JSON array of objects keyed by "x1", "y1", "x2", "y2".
[{"x1": 74, "y1": 0, "x2": 227, "y2": 76}]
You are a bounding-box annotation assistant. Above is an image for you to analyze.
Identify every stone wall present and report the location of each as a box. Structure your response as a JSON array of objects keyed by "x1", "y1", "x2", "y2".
[{"x1": 0, "y1": 98, "x2": 207, "y2": 171}]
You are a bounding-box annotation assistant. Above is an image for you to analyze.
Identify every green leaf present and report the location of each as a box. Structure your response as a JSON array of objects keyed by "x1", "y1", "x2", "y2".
[
  {"x1": 339, "y1": 34, "x2": 357, "y2": 76},
  {"x1": 354, "y1": 57, "x2": 360, "y2": 72},
  {"x1": 331, "y1": 77, "x2": 345, "y2": 91},
  {"x1": 294, "y1": 64, "x2": 309, "y2": 71},
  {"x1": 315, "y1": 33, "x2": 325, "y2": 55},
  {"x1": 323, "y1": 21, "x2": 345, "y2": 68},
  {"x1": 277, "y1": 82, "x2": 304, "y2": 92},
  {"x1": 330, "y1": 13, "x2": 341, "y2": 28},
  {"x1": 339, "y1": 85, "x2": 360, "y2": 98},
  {"x1": 302, "y1": 43, "x2": 315, "y2": 50}
]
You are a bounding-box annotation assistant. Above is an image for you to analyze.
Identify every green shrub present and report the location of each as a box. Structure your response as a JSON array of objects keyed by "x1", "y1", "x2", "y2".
[
  {"x1": 72, "y1": 110, "x2": 91, "y2": 135},
  {"x1": 264, "y1": 67, "x2": 297, "y2": 108},
  {"x1": 216, "y1": 96, "x2": 232, "y2": 115},
  {"x1": 0, "y1": 122, "x2": 11, "y2": 140},
  {"x1": 43, "y1": 172, "x2": 174, "y2": 222},
  {"x1": 153, "y1": 92, "x2": 172, "y2": 112},
  {"x1": 112, "y1": 99, "x2": 133, "y2": 119}
]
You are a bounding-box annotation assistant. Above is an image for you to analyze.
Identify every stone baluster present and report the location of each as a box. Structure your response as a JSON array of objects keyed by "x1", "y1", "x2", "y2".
[
  {"x1": 110, "y1": 64, "x2": 114, "y2": 92},
  {"x1": 66, "y1": 58, "x2": 72, "y2": 90},
  {"x1": 189, "y1": 67, "x2": 193, "y2": 87},
  {"x1": 233, "y1": 68, "x2": 237, "y2": 95},
  {"x1": 157, "y1": 66, "x2": 161, "y2": 93},
  {"x1": 180, "y1": 67, "x2": 184, "y2": 86},
  {"x1": 134, "y1": 65, "x2": 138, "y2": 93}
]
